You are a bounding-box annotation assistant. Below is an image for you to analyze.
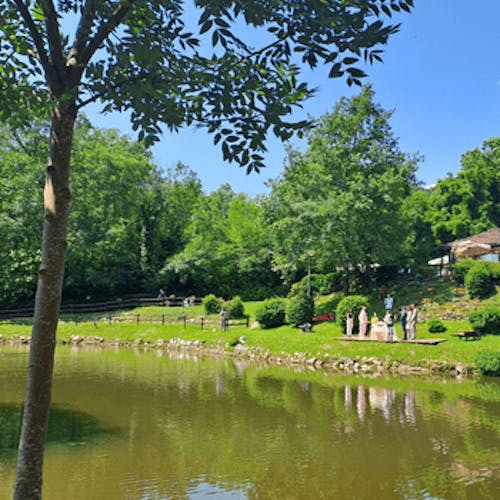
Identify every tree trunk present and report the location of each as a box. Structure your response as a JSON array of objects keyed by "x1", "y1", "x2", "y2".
[{"x1": 14, "y1": 103, "x2": 76, "y2": 500}]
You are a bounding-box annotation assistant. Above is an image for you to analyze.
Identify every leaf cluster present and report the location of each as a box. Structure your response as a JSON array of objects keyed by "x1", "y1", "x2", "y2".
[{"x1": 0, "y1": 0, "x2": 412, "y2": 171}]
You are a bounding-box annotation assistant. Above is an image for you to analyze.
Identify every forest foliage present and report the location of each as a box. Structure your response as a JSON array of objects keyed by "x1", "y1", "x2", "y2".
[{"x1": 0, "y1": 88, "x2": 499, "y2": 307}]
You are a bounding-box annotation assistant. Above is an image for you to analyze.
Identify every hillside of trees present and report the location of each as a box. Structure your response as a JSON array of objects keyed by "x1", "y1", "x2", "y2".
[{"x1": 1, "y1": 87, "x2": 499, "y2": 307}]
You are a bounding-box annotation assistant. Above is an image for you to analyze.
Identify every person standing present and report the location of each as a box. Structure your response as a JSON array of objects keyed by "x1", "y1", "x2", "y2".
[
  {"x1": 408, "y1": 304, "x2": 418, "y2": 340},
  {"x1": 384, "y1": 310, "x2": 395, "y2": 342},
  {"x1": 384, "y1": 293, "x2": 394, "y2": 311},
  {"x1": 400, "y1": 306, "x2": 408, "y2": 340},
  {"x1": 358, "y1": 306, "x2": 368, "y2": 338},
  {"x1": 346, "y1": 308, "x2": 354, "y2": 337},
  {"x1": 220, "y1": 307, "x2": 228, "y2": 332}
]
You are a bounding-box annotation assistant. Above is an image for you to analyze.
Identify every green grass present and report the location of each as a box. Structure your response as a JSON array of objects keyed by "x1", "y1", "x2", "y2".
[
  {"x1": 2, "y1": 284, "x2": 499, "y2": 372},
  {"x1": 1, "y1": 312, "x2": 498, "y2": 369}
]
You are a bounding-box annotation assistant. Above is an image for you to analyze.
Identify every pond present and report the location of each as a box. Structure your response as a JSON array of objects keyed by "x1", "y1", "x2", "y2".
[{"x1": 0, "y1": 346, "x2": 498, "y2": 499}]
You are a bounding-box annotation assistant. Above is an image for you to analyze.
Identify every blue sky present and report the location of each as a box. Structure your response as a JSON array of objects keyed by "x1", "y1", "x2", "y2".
[{"x1": 86, "y1": 0, "x2": 500, "y2": 195}]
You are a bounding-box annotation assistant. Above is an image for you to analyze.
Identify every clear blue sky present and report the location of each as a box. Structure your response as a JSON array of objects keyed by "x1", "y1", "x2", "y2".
[{"x1": 86, "y1": 0, "x2": 500, "y2": 195}]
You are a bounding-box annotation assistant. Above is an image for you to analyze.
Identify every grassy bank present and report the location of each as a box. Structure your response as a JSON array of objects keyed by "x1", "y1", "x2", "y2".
[{"x1": 1, "y1": 303, "x2": 498, "y2": 370}]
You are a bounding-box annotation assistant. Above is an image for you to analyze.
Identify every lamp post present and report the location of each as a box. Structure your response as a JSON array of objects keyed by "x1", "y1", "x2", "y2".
[{"x1": 306, "y1": 251, "x2": 314, "y2": 297}]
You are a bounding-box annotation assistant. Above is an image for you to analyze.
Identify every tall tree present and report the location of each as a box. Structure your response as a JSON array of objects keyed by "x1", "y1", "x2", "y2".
[
  {"x1": 139, "y1": 162, "x2": 202, "y2": 289},
  {"x1": 266, "y1": 86, "x2": 419, "y2": 289},
  {"x1": 0, "y1": 126, "x2": 44, "y2": 306},
  {"x1": 166, "y1": 187, "x2": 277, "y2": 297},
  {"x1": 426, "y1": 137, "x2": 500, "y2": 243},
  {"x1": 0, "y1": 1, "x2": 412, "y2": 497},
  {"x1": 65, "y1": 119, "x2": 157, "y2": 299}
]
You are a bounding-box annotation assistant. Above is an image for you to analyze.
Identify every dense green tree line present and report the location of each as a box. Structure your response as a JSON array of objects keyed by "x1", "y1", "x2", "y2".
[{"x1": 1, "y1": 90, "x2": 499, "y2": 307}]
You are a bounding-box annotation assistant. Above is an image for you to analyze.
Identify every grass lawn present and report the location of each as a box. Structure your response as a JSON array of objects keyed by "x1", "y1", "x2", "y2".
[{"x1": 1, "y1": 302, "x2": 498, "y2": 370}]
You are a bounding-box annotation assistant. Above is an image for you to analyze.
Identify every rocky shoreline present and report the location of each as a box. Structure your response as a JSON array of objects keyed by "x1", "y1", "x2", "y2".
[{"x1": 0, "y1": 334, "x2": 476, "y2": 378}]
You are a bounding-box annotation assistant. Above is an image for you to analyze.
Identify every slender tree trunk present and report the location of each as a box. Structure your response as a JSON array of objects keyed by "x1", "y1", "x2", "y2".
[{"x1": 14, "y1": 102, "x2": 76, "y2": 500}]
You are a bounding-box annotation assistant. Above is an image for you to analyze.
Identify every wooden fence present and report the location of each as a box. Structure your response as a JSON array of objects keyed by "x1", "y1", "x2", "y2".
[
  {"x1": 109, "y1": 314, "x2": 250, "y2": 330},
  {"x1": 0, "y1": 295, "x2": 203, "y2": 321}
]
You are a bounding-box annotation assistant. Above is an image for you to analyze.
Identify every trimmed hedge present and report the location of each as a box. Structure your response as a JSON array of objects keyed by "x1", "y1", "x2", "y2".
[
  {"x1": 336, "y1": 295, "x2": 369, "y2": 334},
  {"x1": 287, "y1": 292, "x2": 315, "y2": 327},
  {"x1": 427, "y1": 318, "x2": 447, "y2": 333},
  {"x1": 475, "y1": 350, "x2": 500, "y2": 376},
  {"x1": 226, "y1": 296, "x2": 245, "y2": 319},
  {"x1": 255, "y1": 298, "x2": 287, "y2": 329},
  {"x1": 469, "y1": 305, "x2": 500, "y2": 334},
  {"x1": 202, "y1": 294, "x2": 223, "y2": 314}
]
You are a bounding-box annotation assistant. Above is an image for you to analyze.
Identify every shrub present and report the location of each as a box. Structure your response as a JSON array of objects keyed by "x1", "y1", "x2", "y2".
[
  {"x1": 475, "y1": 350, "x2": 500, "y2": 376},
  {"x1": 315, "y1": 293, "x2": 345, "y2": 317},
  {"x1": 469, "y1": 305, "x2": 500, "y2": 334},
  {"x1": 490, "y1": 261, "x2": 500, "y2": 281},
  {"x1": 202, "y1": 294, "x2": 223, "y2": 315},
  {"x1": 336, "y1": 295, "x2": 369, "y2": 334},
  {"x1": 427, "y1": 318, "x2": 447, "y2": 333},
  {"x1": 453, "y1": 258, "x2": 476, "y2": 285},
  {"x1": 255, "y1": 298, "x2": 287, "y2": 329},
  {"x1": 226, "y1": 296, "x2": 245, "y2": 319},
  {"x1": 287, "y1": 292, "x2": 315, "y2": 327},
  {"x1": 465, "y1": 261, "x2": 494, "y2": 299}
]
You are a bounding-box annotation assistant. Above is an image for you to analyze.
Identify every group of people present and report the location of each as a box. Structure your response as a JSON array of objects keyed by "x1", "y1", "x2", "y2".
[
  {"x1": 397, "y1": 303, "x2": 418, "y2": 341},
  {"x1": 345, "y1": 296, "x2": 418, "y2": 342}
]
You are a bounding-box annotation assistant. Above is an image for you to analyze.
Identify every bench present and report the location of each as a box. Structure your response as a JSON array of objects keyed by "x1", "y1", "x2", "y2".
[{"x1": 456, "y1": 331, "x2": 481, "y2": 341}]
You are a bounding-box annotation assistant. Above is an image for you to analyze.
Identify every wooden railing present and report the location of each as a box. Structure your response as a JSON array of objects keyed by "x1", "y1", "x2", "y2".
[
  {"x1": 110, "y1": 314, "x2": 250, "y2": 329},
  {"x1": 0, "y1": 295, "x2": 203, "y2": 320}
]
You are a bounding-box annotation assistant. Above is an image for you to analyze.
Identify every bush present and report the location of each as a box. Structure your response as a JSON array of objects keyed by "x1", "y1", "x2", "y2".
[
  {"x1": 453, "y1": 259, "x2": 476, "y2": 285},
  {"x1": 469, "y1": 305, "x2": 500, "y2": 334},
  {"x1": 226, "y1": 296, "x2": 245, "y2": 319},
  {"x1": 287, "y1": 292, "x2": 315, "y2": 327},
  {"x1": 427, "y1": 318, "x2": 447, "y2": 333},
  {"x1": 336, "y1": 295, "x2": 369, "y2": 334},
  {"x1": 475, "y1": 350, "x2": 500, "y2": 376},
  {"x1": 202, "y1": 294, "x2": 223, "y2": 315},
  {"x1": 315, "y1": 293, "x2": 345, "y2": 317},
  {"x1": 255, "y1": 298, "x2": 287, "y2": 329},
  {"x1": 465, "y1": 261, "x2": 494, "y2": 299},
  {"x1": 490, "y1": 261, "x2": 500, "y2": 281}
]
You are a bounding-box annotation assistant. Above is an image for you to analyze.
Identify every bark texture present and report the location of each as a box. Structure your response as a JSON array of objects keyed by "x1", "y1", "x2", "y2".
[{"x1": 13, "y1": 103, "x2": 76, "y2": 500}]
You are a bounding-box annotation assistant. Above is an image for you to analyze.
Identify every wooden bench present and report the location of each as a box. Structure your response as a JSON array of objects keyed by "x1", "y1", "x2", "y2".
[{"x1": 456, "y1": 331, "x2": 481, "y2": 341}]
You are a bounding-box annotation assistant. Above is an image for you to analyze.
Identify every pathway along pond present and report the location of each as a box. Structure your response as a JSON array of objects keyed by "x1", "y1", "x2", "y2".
[{"x1": 0, "y1": 346, "x2": 498, "y2": 499}]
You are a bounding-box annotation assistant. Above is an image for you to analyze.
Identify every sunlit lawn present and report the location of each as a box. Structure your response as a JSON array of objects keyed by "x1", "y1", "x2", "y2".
[{"x1": 1, "y1": 303, "x2": 497, "y2": 368}]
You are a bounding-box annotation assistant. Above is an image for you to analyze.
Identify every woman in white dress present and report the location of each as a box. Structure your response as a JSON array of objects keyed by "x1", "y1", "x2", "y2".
[
  {"x1": 358, "y1": 306, "x2": 368, "y2": 338},
  {"x1": 346, "y1": 308, "x2": 354, "y2": 337}
]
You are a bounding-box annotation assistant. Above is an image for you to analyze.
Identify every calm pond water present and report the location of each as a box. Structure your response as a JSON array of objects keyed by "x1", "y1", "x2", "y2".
[{"x1": 0, "y1": 345, "x2": 499, "y2": 499}]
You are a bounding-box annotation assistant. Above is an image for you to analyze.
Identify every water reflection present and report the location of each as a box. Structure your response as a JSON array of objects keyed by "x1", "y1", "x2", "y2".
[
  {"x1": 342, "y1": 385, "x2": 417, "y2": 426},
  {"x1": 0, "y1": 404, "x2": 119, "y2": 458},
  {"x1": 0, "y1": 347, "x2": 498, "y2": 500}
]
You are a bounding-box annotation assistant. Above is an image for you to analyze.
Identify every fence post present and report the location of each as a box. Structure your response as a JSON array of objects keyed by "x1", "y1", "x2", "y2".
[
  {"x1": 184, "y1": 315, "x2": 187, "y2": 328},
  {"x1": 162, "y1": 314, "x2": 165, "y2": 325},
  {"x1": 136, "y1": 314, "x2": 140, "y2": 325},
  {"x1": 246, "y1": 315, "x2": 249, "y2": 328},
  {"x1": 201, "y1": 317, "x2": 204, "y2": 330}
]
